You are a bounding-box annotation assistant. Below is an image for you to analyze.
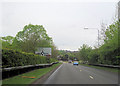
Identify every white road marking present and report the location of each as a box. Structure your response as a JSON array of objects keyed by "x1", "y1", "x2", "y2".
[
  {"x1": 80, "y1": 70, "x2": 82, "y2": 71},
  {"x1": 89, "y1": 76, "x2": 94, "y2": 79},
  {"x1": 45, "y1": 64, "x2": 63, "y2": 82}
]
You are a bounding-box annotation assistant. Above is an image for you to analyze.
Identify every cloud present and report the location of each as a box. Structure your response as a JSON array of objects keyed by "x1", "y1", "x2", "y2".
[{"x1": 1, "y1": 1, "x2": 117, "y2": 50}]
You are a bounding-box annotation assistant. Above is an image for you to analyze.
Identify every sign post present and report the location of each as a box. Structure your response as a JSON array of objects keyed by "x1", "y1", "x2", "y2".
[
  {"x1": 35, "y1": 47, "x2": 52, "y2": 63},
  {"x1": 35, "y1": 47, "x2": 52, "y2": 57}
]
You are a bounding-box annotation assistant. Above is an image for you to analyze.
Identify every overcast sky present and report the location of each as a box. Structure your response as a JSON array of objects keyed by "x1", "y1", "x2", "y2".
[{"x1": 0, "y1": 0, "x2": 119, "y2": 51}]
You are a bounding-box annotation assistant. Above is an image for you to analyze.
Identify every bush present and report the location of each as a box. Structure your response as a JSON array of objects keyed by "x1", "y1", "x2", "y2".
[
  {"x1": 2, "y1": 48, "x2": 48, "y2": 68},
  {"x1": 88, "y1": 49, "x2": 99, "y2": 64}
]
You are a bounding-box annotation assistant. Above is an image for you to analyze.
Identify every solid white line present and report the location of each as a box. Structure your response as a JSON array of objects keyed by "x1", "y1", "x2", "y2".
[
  {"x1": 89, "y1": 75, "x2": 94, "y2": 79},
  {"x1": 46, "y1": 64, "x2": 63, "y2": 81}
]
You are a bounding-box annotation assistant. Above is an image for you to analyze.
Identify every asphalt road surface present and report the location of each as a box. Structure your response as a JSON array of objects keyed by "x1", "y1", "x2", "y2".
[{"x1": 43, "y1": 63, "x2": 118, "y2": 84}]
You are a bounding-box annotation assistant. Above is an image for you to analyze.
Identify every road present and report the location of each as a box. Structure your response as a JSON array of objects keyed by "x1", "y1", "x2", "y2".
[{"x1": 43, "y1": 63, "x2": 118, "y2": 84}]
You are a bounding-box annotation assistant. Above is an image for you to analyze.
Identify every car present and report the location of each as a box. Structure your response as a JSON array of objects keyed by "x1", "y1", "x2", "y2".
[
  {"x1": 68, "y1": 60, "x2": 72, "y2": 63},
  {"x1": 73, "y1": 61, "x2": 78, "y2": 65}
]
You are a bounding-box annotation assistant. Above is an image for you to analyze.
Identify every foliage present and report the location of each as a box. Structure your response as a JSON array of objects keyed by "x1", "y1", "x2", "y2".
[
  {"x1": 2, "y1": 36, "x2": 14, "y2": 49},
  {"x1": 51, "y1": 44, "x2": 58, "y2": 58},
  {"x1": 14, "y1": 24, "x2": 52, "y2": 53},
  {"x1": 78, "y1": 44, "x2": 92, "y2": 62},
  {"x1": 58, "y1": 50, "x2": 78, "y2": 61},
  {"x1": 88, "y1": 49, "x2": 99, "y2": 64},
  {"x1": 2, "y1": 48, "x2": 48, "y2": 68},
  {"x1": 2, "y1": 36, "x2": 14, "y2": 44},
  {"x1": 0, "y1": 37, "x2": 2, "y2": 49},
  {"x1": 2, "y1": 63, "x2": 61, "y2": 85},
  {"x1": 1, "y1": 24, "x2": 58, "y2": 68},
  {"x1": 1, "y1": 24, "x2": 58, "y2": 59},
  {"x1": 77, "y1": 21, "x2": 119, "y2": 65},
  {"x1": 98, "y1": 21, "x2": 119, "y2": 65}
]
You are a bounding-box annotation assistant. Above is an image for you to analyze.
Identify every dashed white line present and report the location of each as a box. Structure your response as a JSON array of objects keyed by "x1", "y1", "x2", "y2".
[{"x1": 89, "y1": 76, "x2": 94, "y2": 79}]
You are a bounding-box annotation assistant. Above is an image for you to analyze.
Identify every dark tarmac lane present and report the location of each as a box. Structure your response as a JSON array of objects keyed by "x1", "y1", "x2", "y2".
[{"x1": 43, "y1": 63, "x2": 118, "y2": 84}]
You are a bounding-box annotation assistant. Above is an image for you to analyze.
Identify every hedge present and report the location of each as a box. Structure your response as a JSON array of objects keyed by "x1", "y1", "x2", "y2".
[{"x1": 2, "y1": 48, "x2": 56, "y2": 68}]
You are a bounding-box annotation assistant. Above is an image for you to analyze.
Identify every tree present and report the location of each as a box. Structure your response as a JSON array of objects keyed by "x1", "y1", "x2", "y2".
[
  {"x1": 88, "y1": 49, "x2": 99, "y2": 64},
  {"x1": 14, "y1": 24, "x2": 52, "y2": 53},
  {"x1": 2, "y1": 36, "x2": 14, "y2": 44},
  {"x1": 2, "y1": 36, "x2": 14, "y2": 49},
  {"x1": 51, "y1": 44, "x2": 58, "y2": 58},
  {"x1": 78, "y1": 44, "x2": 92, "y2": 62},
  {"x1": 98, "y1": 21, "x2": 120, "y2": 65},
  {"x1": 0, "y1": 37, "x2": 2, "y2": 49}
]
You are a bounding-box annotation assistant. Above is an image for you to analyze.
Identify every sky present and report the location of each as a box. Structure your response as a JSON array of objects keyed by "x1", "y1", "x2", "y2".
[{"x1": 0, "y1": 0, "x2": 119, "y2": 51}]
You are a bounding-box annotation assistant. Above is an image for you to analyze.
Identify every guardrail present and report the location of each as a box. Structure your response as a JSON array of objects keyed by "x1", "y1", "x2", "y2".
[
  {"x1": 88, "y1": 64, "x2": 120, "y2": 68},
  {"x1": 2, "y1": 62, "x2": 59, "y2": 79}
]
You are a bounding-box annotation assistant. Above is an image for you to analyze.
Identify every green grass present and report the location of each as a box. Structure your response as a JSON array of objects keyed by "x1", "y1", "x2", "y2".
[
  {"x1": 79, "y1": 63, "x2": 119, "y2": 73},
  {"x1": 2, "y1": 63, "x2": 62, "y2": 85}
]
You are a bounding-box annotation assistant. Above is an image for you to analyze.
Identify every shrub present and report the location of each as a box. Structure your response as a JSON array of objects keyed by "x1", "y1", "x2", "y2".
[{"x1": 2, "y1": 48, "x2": 48, "y2": 68}]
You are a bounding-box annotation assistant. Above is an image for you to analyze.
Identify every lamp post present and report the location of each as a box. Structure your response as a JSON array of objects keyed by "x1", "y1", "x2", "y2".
[
  {"x1": 118, "y1": 1, "x2": 120, "y2": 21},
  {"x1": 84, "y1": 27, "x2": 100, "y2": 47},
  {"x1": 84, "y1": 27, "x2": 100, "y2": 63}
]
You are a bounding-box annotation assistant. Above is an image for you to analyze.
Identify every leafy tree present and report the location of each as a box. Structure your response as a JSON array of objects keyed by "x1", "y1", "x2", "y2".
[
  {"x1": 57, "y1": 50, "x2": 77, "y2": 61},
  {"x1": 88, "y1": 49, "x2": 99, "y2": 64},
  {"x1": 2, "y1": 36, "x2": 14, "y2": 44},
  {"x1": 14, "y1": 24, "x2": 52, "y2": 53},
  {"x1": 85, "y1": 21, "x2": 119, "y2": 65},
  {"x1": 51, "y1": 44, "x2": 58, "y2": 58},
  {"x1": 78, "y1": 44, "x2": 92, "y2": 62},
  {"x1": 2, "y1": 36, "x2": 14, "y2": 49},
  {"x1": 0, "y1": 37, "x2": 2, "y2": 49},
  {"x1": 98, "y1": 21, "x2": 119, "y2": 65}
]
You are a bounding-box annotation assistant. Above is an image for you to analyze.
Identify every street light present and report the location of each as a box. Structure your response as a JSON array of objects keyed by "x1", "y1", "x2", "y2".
[
  {"x1": 84, "y1": 27, "x2": 100, "y2": 47},
  {"x1": 84, "y1": 27, "x2": 100, "y2": 63}
]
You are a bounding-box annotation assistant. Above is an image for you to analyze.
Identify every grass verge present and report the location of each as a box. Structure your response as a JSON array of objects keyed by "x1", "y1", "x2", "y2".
[
  {"x1": 2, "y1": 63, "x2": 62, "y2": 85},
  {"x1": 79, "y1": 63, "x2": 119, "y2": 73}
]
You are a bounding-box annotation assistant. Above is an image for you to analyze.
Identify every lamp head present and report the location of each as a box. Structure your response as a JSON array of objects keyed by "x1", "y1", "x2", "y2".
[{"x1": 84, "y1": 27, "x2": 88, "y2": 29}]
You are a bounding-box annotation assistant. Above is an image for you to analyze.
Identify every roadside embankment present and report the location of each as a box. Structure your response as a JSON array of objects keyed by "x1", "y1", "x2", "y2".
[
  {"x1": 79, "y1": 63, "x2": 119, "y2": 73},
  {"x1": 2, "y1": 63, "x2": 62, "y2": 85}
]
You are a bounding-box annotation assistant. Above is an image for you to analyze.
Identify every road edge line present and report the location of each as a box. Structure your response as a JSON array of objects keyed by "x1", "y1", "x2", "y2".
[
  {"x1": 44, "y1": 64, "x2": 63, "y2": 84},
  {"x1": 30, "y1": 63, "x2": 62, "y2": 85}
]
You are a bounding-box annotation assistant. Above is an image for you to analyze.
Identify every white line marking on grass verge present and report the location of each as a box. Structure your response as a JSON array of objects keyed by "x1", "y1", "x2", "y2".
[
  {"x1": 89, "y1": 76, "x2": 94, "y2": 79},
  {"x1": 47, "y1": 64, "x2": 63, "y2": 81}
]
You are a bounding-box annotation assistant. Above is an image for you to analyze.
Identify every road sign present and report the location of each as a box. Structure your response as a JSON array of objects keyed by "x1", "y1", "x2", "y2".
[{"x1": 35, "y1": 47, "x2": 51, "y2": 56}]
